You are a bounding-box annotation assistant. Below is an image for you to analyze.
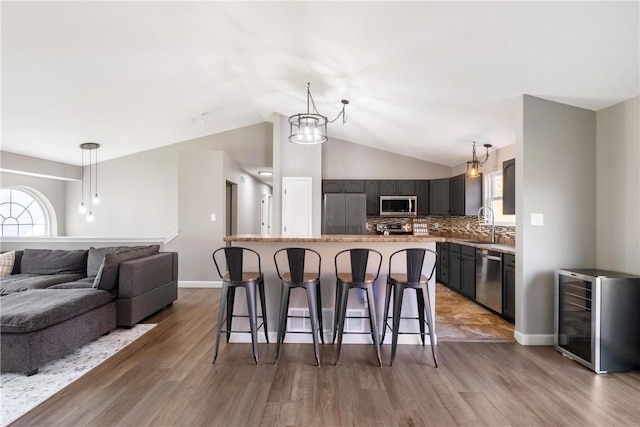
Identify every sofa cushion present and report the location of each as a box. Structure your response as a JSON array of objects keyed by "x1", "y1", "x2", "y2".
[
  {"x1": 0, "y1": 288, "x2": 115, "y2": 333},
  {"x1": 87, "y1": 246, "x2": 131, "y2": 278},
  {"x1": 0, "y1": 251, "x2": 15, "y2": 277},
  {"x1": 0, "y1": 273, "x2": 85, "y2": 295},
  {"x1": 48, "y1": 277, "x2": 95, "y2": 289},
  {"x1": 93, "y1": 245, "x2": 160, "y2": 293},
  {"x1": 20, "y1": 249, "x2": 88, "y2": 275}
]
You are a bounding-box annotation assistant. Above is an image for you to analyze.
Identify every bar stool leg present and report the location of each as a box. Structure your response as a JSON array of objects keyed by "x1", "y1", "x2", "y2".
[
  {"x1": 213, "y1": 284, "x2": 229, "y2": 364},
  {"x1": 258, "y1": 279, "x2": 269, "y2": 343},
  {"x1": 245, "y1": 282, "x2": 260, "y2": 365},
  {"x1": 334, "y1": 283, "x2": 350, "y2": 366},
  {"x1": 332, "y1": 284, "x2": 340, "y2": 345},
  {"x1": 365, "y1": 283, "x2": 382, "y2": 367},
  {"x1": 420, "y1": 284, "x2": 438, "y2": 367},
  {"x1": 316, "y1": 282, "x2": 325, "y2": 344},
  {"x1": 381, "y1": 280, "x2": 393, "y2": 343},
  {"x1": 390, "y1": 283, "x2": 405, "y2": 367},
  {"x1": 274, "y1": 284, "x2": 291, "y2": 364},
  {"x1": 226, "y1": 287, "x2": 236, "y2": 343},
  {"x1": 306, "y1": 282, "x2": 321, "y2": 366},
  {"x1": 416, "y1": 290, "x2": 426, "y2": 346}
]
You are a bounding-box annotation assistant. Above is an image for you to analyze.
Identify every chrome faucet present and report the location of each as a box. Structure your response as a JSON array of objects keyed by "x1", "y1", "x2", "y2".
[{"x1": 477, "y1": 206, "x2": 496, "y2": 243}]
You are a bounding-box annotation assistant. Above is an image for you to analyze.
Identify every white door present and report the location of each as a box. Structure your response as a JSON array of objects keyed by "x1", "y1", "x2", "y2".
[
  {"x1": 261, "y1": 192, "x2": 272, "y2": 236},
  {"x1": 282, "y1": 177, "x2": 312, "y2": 236}
]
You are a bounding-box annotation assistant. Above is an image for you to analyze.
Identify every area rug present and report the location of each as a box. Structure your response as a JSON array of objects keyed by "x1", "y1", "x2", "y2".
[{"x1": 0, "y1": 323, "x2": 155, "y2": 427}]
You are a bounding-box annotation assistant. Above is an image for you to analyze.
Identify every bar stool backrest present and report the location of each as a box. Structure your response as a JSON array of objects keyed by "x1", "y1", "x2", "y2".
[
  {"x1": 389, "y1": 248, "x2": 438, "y2": 283},
  {"x1": 274, "y1": 247, "x2": 321, "y2": 282},
  {"x1": 335, "y1": 248, "x2": 382, "y2": 283},
  {"x1": 212, "y1": 246, "x2": 262, "y2": 282}
]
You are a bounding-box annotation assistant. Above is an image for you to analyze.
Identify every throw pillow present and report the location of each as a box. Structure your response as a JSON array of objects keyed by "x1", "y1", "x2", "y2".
[
  {"x1": 87, "y1": 246, "x2": 129, "y2": 278},
  {"x1": 92, "y1": 245, "x2": 160, "y2": 292},
  {"x1": 0, "y1": 251, "x2": 15, "y2": 277}
]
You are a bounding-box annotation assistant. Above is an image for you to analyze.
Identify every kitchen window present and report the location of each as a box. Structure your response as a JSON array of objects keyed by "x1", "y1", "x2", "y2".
[{"x1": 484, "y1": 171, "x2": 515, "y2": 225}]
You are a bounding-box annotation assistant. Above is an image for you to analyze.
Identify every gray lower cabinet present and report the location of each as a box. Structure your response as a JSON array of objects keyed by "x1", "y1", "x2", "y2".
[
  {"x1": 448, "y1": 244, "x2": 461, "y2": 292},
  {"x1": 437, "y1": 242, "x2": 450, "y2": 285},
  {"x1": 460, "y1": 246, "x2": 476, "y2": 299},
  {"x1": 502, "y1": 253, "x2": 516, "y2": 322},
  {"x1": 448, "y1": 244, "x2": 475, "y2": 298}
]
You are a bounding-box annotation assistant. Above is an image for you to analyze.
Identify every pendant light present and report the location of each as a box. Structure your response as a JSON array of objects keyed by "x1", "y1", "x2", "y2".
[
  {"x1": 467, "y1": 141, "x2": 492, "y2": 178},
  {"x1": 288, "y1": 83, "x2": 349, "y2": 145},
  {"x1": 79, "y1": 143, "x2": 100, "y2": 222}
]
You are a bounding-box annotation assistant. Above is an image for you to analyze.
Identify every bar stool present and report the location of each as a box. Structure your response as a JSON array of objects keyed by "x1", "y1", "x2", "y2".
[
  {"x1": 273, "y1": 247, "x2": 324, "y2": 366},
  {"x1": 333, "y1": 248, "x2": 383, "y2": 366},
  {"x1": 212, "y1": 246, "x2": 269, "y2": 365},
  {"x1": 381, "y1": 248, "x2": 438, "y2": 367}
]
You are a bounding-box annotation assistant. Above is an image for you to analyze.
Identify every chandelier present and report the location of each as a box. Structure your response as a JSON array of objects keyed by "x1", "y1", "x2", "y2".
[
  {"x1": 78, "y1": 142, "x2": 100, "y2": 222},
  {"x1": 467, "y1": 141, "x2": 492, "y2": 178},
  {"x1": 288, "y1": 83, "x2": 349, "y2": 145}
]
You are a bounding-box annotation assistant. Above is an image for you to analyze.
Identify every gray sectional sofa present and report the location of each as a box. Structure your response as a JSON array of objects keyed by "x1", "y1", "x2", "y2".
[{"x1": 0, "y1": 246, "x2": 178, "y2": 375}]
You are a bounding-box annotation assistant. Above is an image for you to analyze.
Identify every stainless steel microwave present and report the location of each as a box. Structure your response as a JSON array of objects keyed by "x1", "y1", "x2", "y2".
[{"x1": 379, "y1": 195, "x2": 417, "y2": 216}]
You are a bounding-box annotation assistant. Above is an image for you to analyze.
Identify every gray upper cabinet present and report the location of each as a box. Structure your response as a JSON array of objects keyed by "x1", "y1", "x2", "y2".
[
  {"x1": 365, "y1": 180, "x2": 380, "y2": 215},
  {"x1": 429, "y1": 179, "x2": 450, "y2": 215},
  {"x1": 415, "y1": 180, "x2": 430, "y2": 215},
  {"x1": 379, "y1": 180, "x2": 415, "y2": 195},
  {"x1": 503, "y1": 159, "x2": 515, "y2": 215},
  {"x1": 322, "y1": 180, "x2": 365, "y2": 193},
  {"x1": 450, "y1": 173, "x2": 483, "y2": 216}
]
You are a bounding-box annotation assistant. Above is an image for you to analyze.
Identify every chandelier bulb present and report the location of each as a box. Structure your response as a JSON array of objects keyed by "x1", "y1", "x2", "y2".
[
  {"x1": 93, "y1": 194, "x2": 100, "y2": 205},
  {"x1": 79, "y1": 202, "x2": 86, "y2": 214},
  {"x1": 86, "y1": 211, "x2": 94, "y2": 223}
]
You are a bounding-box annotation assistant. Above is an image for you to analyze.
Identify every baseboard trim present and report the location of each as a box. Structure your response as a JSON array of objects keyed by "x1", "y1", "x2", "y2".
[
  {"x1": 514, "y1": 330, "x2": 554, "y2": 346},
  {"x1": 178, "y1": 281, "x2": 222, "y2": 288}
]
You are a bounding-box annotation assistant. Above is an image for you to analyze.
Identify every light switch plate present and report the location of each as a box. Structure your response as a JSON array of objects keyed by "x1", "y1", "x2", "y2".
[
  {"x1": 531, "y1": 213, "x2": 544, "y2": 226},
  {"x1": 210, "y1": 214, "x2": 216, "y2": 221}
]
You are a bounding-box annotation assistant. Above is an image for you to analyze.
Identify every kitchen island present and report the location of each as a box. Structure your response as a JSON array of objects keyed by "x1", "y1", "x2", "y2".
[{"x1": 222, "y1": 234, "x2": 444, "y2": 345}]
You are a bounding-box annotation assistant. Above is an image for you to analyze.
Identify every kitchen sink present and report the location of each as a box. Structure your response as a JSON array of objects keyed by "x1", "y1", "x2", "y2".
[{"x1": 459, "y1": 239, "x2": 491, "y2": 244}]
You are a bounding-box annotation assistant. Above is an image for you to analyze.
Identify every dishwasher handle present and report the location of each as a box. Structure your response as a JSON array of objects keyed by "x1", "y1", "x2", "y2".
[{"x1": 476, "y1": 251, "x2": 502, "y2": 261}]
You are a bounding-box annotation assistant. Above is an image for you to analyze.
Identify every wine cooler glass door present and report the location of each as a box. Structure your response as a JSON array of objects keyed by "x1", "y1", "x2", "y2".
[{"x1": 556, "y1": 274, "x2": 593, "y2": 365}]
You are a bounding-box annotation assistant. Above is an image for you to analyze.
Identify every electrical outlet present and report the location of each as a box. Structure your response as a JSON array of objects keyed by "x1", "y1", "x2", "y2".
[
  {"x1": 466, "y1": 223, "x2": 470, "y2": 230},
  {"x1": 434, "y1": 222, "x2": 439, "y2": 229}
]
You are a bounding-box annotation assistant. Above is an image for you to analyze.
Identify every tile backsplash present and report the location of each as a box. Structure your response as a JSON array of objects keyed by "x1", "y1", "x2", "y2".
[{"x1": 367, "y1": 215, "x2": 516, "y2": 246}]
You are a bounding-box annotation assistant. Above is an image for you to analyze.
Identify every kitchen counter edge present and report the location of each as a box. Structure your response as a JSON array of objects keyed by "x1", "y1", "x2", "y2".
[{"x1": 223, "y1": 235, "x2": 516, "y2": 254}]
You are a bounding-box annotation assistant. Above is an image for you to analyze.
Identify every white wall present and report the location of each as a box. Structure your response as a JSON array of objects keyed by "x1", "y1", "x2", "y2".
[
  {"x1": 323, "y1": 138, "x2": 452, "y2": 179},
  {"x1": 272, "y1": 113, "x2": 323, "y2": 235},
  {"x1": 451, "y1": 144, "x2": 516, "y2": 176},
  {"x1": 596, "y1": 96, "x2": 640, "y2": 275},
  {"x1": 516, "y1": 95, "x2": 597, "y2": 345}
]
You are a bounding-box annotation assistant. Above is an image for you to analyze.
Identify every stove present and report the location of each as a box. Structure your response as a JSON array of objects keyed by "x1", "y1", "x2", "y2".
[{"x1": 376, "y1": 222, "x2": 413, "y2": 235}]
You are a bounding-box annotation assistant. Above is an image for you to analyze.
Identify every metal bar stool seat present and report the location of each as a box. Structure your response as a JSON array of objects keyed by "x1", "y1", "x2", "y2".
[
  {"x1": 333, "y1": 248, "x2": 383, "y2": 366},
  {"x1": 274, "y1": 247, "x2": 324, "y2": 366},
  {"x1": 212, "y1": 246, "x2": 269, "y2": 365},
  {"x1": 381, "y1": 247, "x2": 438, "y2": 367}
]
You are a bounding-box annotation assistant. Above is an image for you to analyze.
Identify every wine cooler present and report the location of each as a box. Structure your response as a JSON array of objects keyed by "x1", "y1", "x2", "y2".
[{"x1": 555, "y1": 269, "x2": 640, "y2": 373}]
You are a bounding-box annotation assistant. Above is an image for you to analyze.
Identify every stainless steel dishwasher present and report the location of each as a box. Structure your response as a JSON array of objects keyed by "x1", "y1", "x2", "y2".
[{"x1": 475, "y1": 249, "x2": 502, "y2": 313}]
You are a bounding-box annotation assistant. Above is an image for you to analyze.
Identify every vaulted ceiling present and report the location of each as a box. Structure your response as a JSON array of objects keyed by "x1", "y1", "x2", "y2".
[{"x1": 2, "y1": 1, "x2": 638, "y2": 169}]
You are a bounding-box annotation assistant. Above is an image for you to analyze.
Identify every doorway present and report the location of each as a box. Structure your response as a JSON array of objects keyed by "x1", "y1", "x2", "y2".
[
  {"x1": 225, "y1": 181, "x2": 237, "y2": 236},
  {"x1": 261, "y1": 192, "x2": 272, "y2": 236}
]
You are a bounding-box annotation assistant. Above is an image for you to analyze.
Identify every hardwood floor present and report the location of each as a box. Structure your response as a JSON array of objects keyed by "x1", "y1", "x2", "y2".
[{"x1": 13, "y1": 288, "x2": 640, "y2": 426}]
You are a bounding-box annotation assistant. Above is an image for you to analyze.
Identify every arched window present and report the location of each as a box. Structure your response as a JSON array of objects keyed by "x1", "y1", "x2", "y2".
[{"x1": 0, "y1": 188, "x2": 50, "y2": 236}]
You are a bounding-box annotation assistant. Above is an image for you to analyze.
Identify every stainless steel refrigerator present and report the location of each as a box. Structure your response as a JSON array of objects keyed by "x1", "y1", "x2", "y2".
[{"x1": 322, "y1": 193, "x2": 367, "y2": 235}]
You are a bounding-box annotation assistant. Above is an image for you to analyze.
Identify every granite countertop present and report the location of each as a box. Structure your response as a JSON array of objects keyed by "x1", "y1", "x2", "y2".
[
  {"x1": 223, "y1": 234, "x2": 514, "y2": 254},
  {"x1": 224, "y1": 234, "x2": 445, "y2": 243},
  {"x1": 445, "y1": 238, "x2": 515, "y2": 255}
]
